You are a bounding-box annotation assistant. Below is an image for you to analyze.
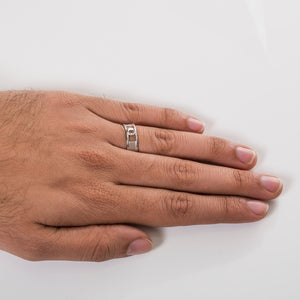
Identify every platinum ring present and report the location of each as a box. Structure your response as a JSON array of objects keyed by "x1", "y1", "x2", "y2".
[{"x1": 123, "y1": 124, "x2": 139, "y2": 152}]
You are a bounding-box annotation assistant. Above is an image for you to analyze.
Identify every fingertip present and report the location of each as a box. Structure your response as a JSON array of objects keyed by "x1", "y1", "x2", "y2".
[
  {"x1": 187, "y1": 118, "x2": 205, "y2": 133},
  {"x1": 260, "y1": 175, "x2": 283, "y2": 195},
  {"x1": 114, "y1": 225, "x2": 153, "y2": 256},
  {"x1": 235, "y1": 146, "x2": 257, "y2": 168},
  {"x1": 247, "y1": 200, "x2": 269, "y2": 216},
  {"x1": 127, "y1": 238, "x2": 153, "y2": 256}
]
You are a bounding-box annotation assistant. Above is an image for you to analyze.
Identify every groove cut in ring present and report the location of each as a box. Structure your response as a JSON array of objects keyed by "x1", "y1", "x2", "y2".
[{"x1": 123, "y1": 124, "x2": 139, "y2": 151}]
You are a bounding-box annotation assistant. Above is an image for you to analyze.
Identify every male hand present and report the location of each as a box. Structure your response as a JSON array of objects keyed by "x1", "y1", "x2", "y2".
[{"x1": 0, "y1": 91, "x2": 282, "y2": 262}]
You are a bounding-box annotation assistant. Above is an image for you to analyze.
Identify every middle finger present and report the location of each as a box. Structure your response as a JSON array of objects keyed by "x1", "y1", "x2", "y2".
[{"x1": 115, "y1": 149, "x2": 282, "y2": 200}]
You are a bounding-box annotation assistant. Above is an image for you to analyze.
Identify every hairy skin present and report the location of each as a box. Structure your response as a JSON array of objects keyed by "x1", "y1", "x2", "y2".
[{"x1": 0, "y1": 90, "x2": 282, "y2": 262}]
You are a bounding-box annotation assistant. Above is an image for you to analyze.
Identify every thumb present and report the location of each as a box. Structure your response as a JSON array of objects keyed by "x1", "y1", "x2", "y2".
[{"x1": 36, "y1": 224, "x2": 153, "y2": 262}]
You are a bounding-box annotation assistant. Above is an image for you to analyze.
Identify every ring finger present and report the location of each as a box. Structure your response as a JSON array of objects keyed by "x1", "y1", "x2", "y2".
[{"x1": 107, "y1": 123, "x2": 257, "y2": 169}]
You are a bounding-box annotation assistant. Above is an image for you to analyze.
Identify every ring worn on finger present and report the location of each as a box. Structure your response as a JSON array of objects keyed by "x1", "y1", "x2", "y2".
[{"x1": 123, "y1": 124, "x2": 139, "y2": 152}]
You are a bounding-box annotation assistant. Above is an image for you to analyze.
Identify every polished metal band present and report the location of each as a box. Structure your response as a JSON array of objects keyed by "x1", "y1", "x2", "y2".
[{"x1": 123, "y1": 124, "x2": 139, "y2": 151}]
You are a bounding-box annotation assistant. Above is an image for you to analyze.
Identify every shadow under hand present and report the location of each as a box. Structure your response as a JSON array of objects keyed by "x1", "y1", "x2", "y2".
[{"x1": 134, "y1": 225, "x2": 165, "y2": 249}]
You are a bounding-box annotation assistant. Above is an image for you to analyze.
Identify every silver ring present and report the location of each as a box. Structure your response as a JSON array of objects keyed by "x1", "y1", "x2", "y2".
[{"x1": 123, "y1": 124, "x2": 139, "y2": 151}]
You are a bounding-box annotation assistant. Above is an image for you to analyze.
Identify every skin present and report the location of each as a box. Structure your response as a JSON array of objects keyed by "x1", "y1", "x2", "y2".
[{"x1": 0, "y1": 90, "x2": 283, "y2": 262}]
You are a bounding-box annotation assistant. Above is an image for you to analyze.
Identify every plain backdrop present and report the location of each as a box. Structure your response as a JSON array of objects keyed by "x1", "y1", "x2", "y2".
[{"x1": 0, "y1": 0, "x2": 299, "y2": 299}]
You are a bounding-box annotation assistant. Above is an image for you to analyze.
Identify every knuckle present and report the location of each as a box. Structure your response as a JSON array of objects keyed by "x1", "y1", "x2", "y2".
[
  {"x1": 142, "y1": 155, "x2": 156, "y2": 172},
  {"x1": 120, "y1": 102, "x2": 142, "y2": 121},
  {"x1": 75, "y1": 147, "x2": 115, "y2": 172},
  {"x1": 162, "y1": 107, "x2": 178, "y2": 124},
  {"x1": 83, "y1": 226, "x2": 116, "y2": 262},
  {"x1": 219, "y1": 196, "x2": 245, "y2": 222},
  {"x1": 162, "y1": 193, "x2": 193, "y2": 219},
  {"x1": 56, "y1": 91, "x2": 81, "y2": 107},
  {"x1": 208, "y1": 137, "x2": 226, "y2": 155},
  {"x1": 217, "y1": 196, "x2": 231, "y2": 222},
  {"x1": 76, "y1": 181, "x2": 119, "y2": 215},
  {"x1": 218, "y1": 196, "x2": 245, "y2": 222},
  {"x1": 231, "y1": 169, "x2": 254, "y2": 187},
  {"x1": 232, "y1": 169, "x2": 243, "y2": 187},
  {"x1": 99, "y1": 241, "x2": 117, "y2": 262},
  {"x1": 170, "y1": 160, "x2": 196, "y2": 186},
  {"x1": 152, "y1": 129, "x2": 176, "y2": 154}
]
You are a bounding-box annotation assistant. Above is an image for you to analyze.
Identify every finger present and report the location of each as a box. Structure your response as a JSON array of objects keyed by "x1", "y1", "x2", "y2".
[
  {"x1": 25, "y1": 224, "x2": 152, "y2": 262},
  {"x1": 106, "y1": 185, "x2": 270, "y2": 226},
  {"x1": 107, "y1": 123, "x2": 257, "y2": 169},
  {"x1": 78, "y1": 94, "x2": 205, "y2": 132},
  {"x1": 115, "y1": 149, "x2": 283, "y2": 200},
  {"x1": 33, "y1": 184, "x2": 269, "y2": 227}
]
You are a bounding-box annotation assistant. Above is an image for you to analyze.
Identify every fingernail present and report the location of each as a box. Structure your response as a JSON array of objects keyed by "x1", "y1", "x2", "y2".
[
  {"x1": 247, "y1": 200, "x2": 269, "y2": 215},
  {"x1": 127, "y1": 238, "x2": 153, "y2": 256},
  {"x1": 260, "y1": 176, "x2": 282, "y2": 193},
  {"x1": 187, "y1": 118, "x2": 205, "y2": 132},
  {"x1": 236, "y1": 146, "x2": 256, "y2": 164}
]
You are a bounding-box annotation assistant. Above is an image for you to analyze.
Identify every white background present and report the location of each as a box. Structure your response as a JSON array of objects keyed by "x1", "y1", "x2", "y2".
[{"x1": 0, "y1": 0, "x2": 299, "y2": 299}]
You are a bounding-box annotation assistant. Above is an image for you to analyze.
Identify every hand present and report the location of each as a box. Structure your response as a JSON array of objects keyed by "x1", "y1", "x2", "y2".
[{"x1": 0, "y1": 90, "x2": 282, "y2": 262}]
